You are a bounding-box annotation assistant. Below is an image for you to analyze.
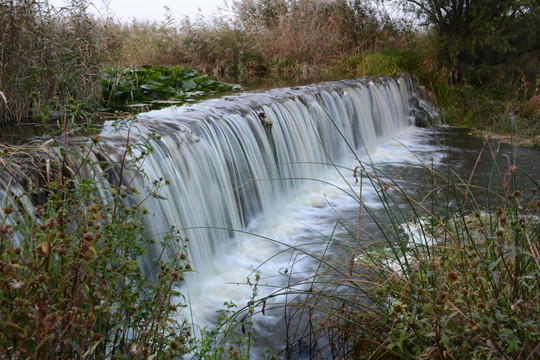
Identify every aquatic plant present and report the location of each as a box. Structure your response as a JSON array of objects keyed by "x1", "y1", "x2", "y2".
[{"x1": 101, "y1": 65, "x2": 234, "y2": 106}]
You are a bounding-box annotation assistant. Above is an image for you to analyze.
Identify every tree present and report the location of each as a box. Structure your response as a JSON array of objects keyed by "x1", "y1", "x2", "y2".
[{"x1": 394, "y1": 0, "x2": 540, "y2": 83}]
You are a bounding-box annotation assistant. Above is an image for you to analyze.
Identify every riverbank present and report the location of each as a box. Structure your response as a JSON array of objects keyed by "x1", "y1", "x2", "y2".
[{"x1": 474, "y1": 131, "x2": 540, "y2": 148}]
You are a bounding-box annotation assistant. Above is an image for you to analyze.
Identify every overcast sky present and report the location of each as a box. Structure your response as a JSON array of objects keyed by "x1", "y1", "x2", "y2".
[{"x1": 48, "y1": 0, "x2": 229, "y2": 22}]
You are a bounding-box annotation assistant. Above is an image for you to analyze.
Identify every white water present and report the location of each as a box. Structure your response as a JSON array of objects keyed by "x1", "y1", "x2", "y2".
[
  {"x1": 46, "y1": 78, "x2": 438, "y2": 357},
  {"x1": 91, "y1": 78, "x2": 417, "y2": 324}
]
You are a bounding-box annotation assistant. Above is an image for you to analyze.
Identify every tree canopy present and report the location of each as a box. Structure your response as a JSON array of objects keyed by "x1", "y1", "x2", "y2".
[{"x1": 395, "y1": 0, "x2": 540, "y2": 82}]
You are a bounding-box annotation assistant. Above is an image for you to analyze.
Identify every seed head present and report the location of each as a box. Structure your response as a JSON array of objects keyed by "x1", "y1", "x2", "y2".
[
  {"x1": 10, "y1": 279, "x2": 24, "y2": 290},
  {"x1": 43, "y1": 312, "x2": 63, "y2": 330},
  {"x1": 446, "y1": 271, "x2": 459, "y2": 282},
  {"x1": 438, "y1": 291, "x2": 449, "y2": 302},
  {"x1": 428, "y1": 257, "x2": 440, "y2": 272},
  {"x1": 129, "y1": 343, "x2": 141, "y2": 356},
  {"x1": 0, "y1": 224, "x2": 13, "y2": 238}
]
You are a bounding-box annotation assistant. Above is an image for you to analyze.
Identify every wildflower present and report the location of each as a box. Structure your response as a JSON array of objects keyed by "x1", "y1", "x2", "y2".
[{"x1": 10, "y1": 279, "x2": 24, "y2": 289}]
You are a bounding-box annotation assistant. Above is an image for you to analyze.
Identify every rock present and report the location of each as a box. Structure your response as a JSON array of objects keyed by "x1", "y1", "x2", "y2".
[
  {"x1": 258, "y1": 112, "x2": 272, "y2": 127},
  {"x1": 409, "y1": 90, "x2": 437, "y2": 128}
]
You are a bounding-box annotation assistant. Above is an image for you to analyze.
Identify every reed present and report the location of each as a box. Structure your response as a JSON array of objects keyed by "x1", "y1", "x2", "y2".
[{"x1": 0, "y1": 0, "x2": 109, "y2": 125}]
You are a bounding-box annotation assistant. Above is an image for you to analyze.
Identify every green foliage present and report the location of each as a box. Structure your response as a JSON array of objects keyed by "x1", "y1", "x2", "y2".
[
  {"x1": 101, "y1": 65, "x2": 234, "y2": 106},
  {"x1": 337, "y1": 50, "x2": 419, "y2": 77},
  {"x1": 0, "y1": 126, "x2": 192, "y2": 358},
  {"x1": 364, "y1": 204, "x2": 540, "y2": 358}
]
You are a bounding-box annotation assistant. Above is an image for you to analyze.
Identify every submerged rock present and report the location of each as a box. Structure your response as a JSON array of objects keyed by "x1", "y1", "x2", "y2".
[{"x1": 409, "y1": 88, "x2": 438, "y2": 128}]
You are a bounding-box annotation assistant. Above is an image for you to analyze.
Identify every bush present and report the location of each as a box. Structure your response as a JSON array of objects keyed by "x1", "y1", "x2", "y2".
[{"x1": 0, "y1": 124, "x2": 192, "y2": 358}]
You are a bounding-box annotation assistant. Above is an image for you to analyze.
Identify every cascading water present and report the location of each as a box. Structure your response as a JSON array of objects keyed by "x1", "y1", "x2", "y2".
[{"x1": 88, "y1": 77, "x2": 417, "y2": 319}]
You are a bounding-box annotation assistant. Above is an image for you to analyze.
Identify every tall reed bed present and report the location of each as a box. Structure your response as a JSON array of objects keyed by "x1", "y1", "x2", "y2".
[
  {"x1": 248, "y1": 133, "x2": 539, "y2": 359},
  {"x1": 0, "y1": 0, "x2": 113, "y2": 125},
  {"x1": 178, "y1": 0, "x2": 408, "y2": 81}
]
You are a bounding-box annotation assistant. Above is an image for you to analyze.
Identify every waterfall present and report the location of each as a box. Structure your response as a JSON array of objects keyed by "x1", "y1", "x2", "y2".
[
  {"x1": 87, "y1": 76, "x2": 415, "y2": 318},
  {"x1": 1, "y1": 76, "x2": 418, "y2": 323}
]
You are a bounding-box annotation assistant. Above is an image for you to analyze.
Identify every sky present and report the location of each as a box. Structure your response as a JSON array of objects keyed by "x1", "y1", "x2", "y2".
[{"x1": 48, "y1": 0, "x2": 229, "y2": 22}]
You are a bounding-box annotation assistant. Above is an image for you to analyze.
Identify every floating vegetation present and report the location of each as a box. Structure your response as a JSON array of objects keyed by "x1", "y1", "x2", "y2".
[{"x1": 101, "y1": 65, "x2": 235, "y2": 106}]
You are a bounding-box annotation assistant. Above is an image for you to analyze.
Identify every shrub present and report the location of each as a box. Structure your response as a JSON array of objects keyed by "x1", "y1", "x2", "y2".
[{"x1": 0, "y1": 122, "x2": 192, "y2": 358}]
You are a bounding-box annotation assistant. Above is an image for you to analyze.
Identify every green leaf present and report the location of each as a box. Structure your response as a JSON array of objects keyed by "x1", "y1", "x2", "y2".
[
  {"x1": 382, "y1": 309, "x2": 390, "y2": 324},
  {"x1": 399, "y1": 326, "x2": 407, "y2": 350},
  {"x1": 140, "y1": 84, "x2": 157, "y2": 91},
  {"x1": 182, "y1": 80, "x2": 197, "y2": 90}
]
